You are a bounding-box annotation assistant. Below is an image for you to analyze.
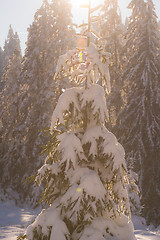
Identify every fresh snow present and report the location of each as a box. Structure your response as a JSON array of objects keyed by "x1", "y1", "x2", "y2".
[
  {"x1": 50, "y1": 87, "x2": 81, "y2": 130},
  {"x1": 0, "y1": 201, "x2": 39, "y2": 240},
  {"x1": 0, "y1": 201, "x2": 160, "y2": 240},
  {"x1": 26, "y1": 205, "x2": 69, "y2": 240},
  {"x1": 132, "y1": 216, "x2": 160, "y2": 240},
  {"x1": 57, "y1": 131, "x2": 86, "y2": 172}
]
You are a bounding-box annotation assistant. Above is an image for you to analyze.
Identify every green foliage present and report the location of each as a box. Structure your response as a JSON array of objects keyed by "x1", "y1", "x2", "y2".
[{"x1": 17, "y1": 234, "x2": 27, "y2": 240}]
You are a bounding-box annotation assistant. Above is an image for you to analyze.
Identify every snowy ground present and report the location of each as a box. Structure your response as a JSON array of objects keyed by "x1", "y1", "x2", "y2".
[
  {"x1": 0, "y1": 201, "x2": 39, "y2": 240},
  {"x1": 0, "y1": 201, "x2": 160, "y2": 240}
]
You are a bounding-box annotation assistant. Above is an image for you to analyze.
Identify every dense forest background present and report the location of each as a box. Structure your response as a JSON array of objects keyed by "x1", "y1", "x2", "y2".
[{"x1": 0, "y1": 0, "x2": 160, "y2": 228}]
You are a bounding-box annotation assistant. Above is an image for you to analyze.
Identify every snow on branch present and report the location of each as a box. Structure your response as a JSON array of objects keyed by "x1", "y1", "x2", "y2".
[
  {"x1": 57, "y1": 131, "x2": 87, "y2": 172},
  {"x1": 82, "y1": 125, "x2": 103, "y2": 157},
  {"x1": 80, "y1": 84, "x2": 109, "y2": 123},
  {"x1": 81, "y1": 124, "x2": 126, "y2": 171},
  {"x1": 35, "y1": 162, "x2": 60, "y2": 185},
  {"x1": 50, "y1": 87, "x2": 81, "y2": 131},
  {"x1": 79, "y1": 214, "x2": 136, "y2": 240},
  {"x1": 60, "y1": 169, "x2": 106, "y2": 222},
  {"x1": 50, "y1": 84, "x2": 109, "y2": 131},
  {"x1": 26, "y1": 206, "x2": 70, "y2": 240},
  {"x1": 54, "y1": 43, "x2": 111, "y2": 93}
]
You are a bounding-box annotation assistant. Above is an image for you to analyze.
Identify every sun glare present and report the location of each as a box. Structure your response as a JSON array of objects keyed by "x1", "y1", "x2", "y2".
[
  {"x1": 71, "y1": 0, "x2": 132, "y2": 26},
  {"x1": 71, "y1": 0, "x2": 104, "y2": 25},
  {"x1": 70, "y1": 0, "x2": 104, "y2": 8}
]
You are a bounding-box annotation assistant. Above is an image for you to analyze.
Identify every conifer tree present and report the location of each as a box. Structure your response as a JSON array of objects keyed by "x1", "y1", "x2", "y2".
[
  {"x1": 115, "y1": 0, "x2": 160, "y2": 226},
  {"x1": 18, "y1": 1, "x2": 137, "y2": 236},
  {"x1": 1, "y1": 0, "x2": 75, "y2": 203},
  {"x1": 19, "y1": 42, "x2": 136, "y2": 240},
  {"x1": 50, "y1": 0, "x2": 74, "y2": 55},
  {"x1": 3, "y1": 25, "x2": 21, "y2": 65},
  {"x1": 19, "y1": 0, "x2": 74, "y2": 180},
  {"x1": 0, "y1": 49, "x2": 22, "y2": 194},
  {"x1": 101, "y1": 0, "x2": 123, "y2": 125},
  {"x1": 0, "y1": 26, "x2": 21, "y2": 97}
]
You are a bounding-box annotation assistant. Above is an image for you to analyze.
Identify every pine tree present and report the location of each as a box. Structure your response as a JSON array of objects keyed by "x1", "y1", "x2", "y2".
[
  {"x1": 19, "y1": 25, "x2": 137, "y2": 239},
  {"x1": 50, "y1": 0, "x2": 75, "y2": 55},
  {"x1": 101, "y1": 0, "x2": 123, "y2": 125},
  {"x1": 120, "y1": 0, "x2": 146, "y2": 93},
  {"x1": 0, "y1": 26, "x2": 21, "y2": 98},
  {"x1": 115, "y1": 0, "x2": 160, "y2": 226},
  {"x1": 20, "y1": 0, "x2": 74, "y2": 190},
  {"x1": 0, "y1": 0, "x2": 75, "y2": 204},
  {"x1": 3, "y1": 25, "x2": 21, "y2": 64},
  {"x1": 0, "y1": 49, "x2": 22, "y2": 194},
  {"x1": 17, "y1": 0, "x2": 59, "y2": 196}
]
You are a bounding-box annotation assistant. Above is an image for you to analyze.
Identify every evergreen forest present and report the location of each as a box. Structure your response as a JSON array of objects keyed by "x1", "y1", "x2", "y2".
[{"x1": 0, "y1": 0, "x2": 160, "y2": 229}]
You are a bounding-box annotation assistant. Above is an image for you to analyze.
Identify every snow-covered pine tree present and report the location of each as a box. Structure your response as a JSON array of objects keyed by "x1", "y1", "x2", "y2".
[
  {"x1": 127, "y1": 170, "x2": 141, "y2": 216},
  {"x1": 19, "y1": 34, "x2": 136, "y2": 240},
  {"x1": 20, "y1": 0, "x2": 74, "y2": 159},
  {"x1": 115, "y1": 0, "x2": 160, "y2": 226},
  {"x1": 14, "y1": 0, "x2": 59, "y2": 202},
  {"x1": 3, "y1": 25, "x2": 21, "y2": 66},
  {"x1": 119, "y1": 0, "x2": 146, "y2": 95},
  {"x1": 0, "y1": 49, "x2": 22, "y2": 194},
  {"x1": 101, "y1": 0, "x2": 122, "y2": 70},
  {"x1": 100, "y1": 0, "x2": 123, "y2": 125},
  {"x1": 50, "y1": 0, "x2": 75, "y2": 55},
  {"x1": 0, "y1": 0, "x2": 75, "y2": 204},
  {"x1": 0, "y1": 26, "x2": 21, "y2": 100}
]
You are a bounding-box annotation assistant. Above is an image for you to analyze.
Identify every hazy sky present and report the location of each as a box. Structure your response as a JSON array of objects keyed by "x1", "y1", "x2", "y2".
[{"x1": 0, "y1": 0, "x2": 160, "y2": 53}]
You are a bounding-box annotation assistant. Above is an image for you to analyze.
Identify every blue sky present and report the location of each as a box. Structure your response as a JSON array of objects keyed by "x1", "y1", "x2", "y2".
[{"x1": 0, "y1": 0, "x2": 160, "y2": 54}]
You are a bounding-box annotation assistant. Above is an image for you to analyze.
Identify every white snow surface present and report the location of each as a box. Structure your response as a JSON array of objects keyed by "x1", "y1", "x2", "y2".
[
  {"x1": 0, "y1": 201, "x2": 160, "y2": 240},
  {"x1": 0, "y1": 200, "x2": 39, "y2": 240}
]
